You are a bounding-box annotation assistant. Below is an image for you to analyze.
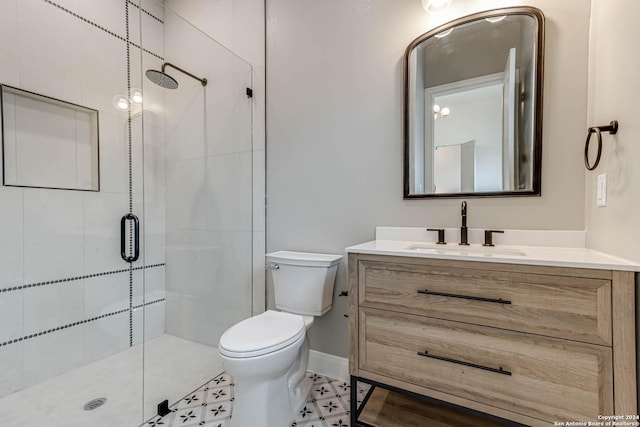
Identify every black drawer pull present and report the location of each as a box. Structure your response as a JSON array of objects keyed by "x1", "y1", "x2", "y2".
[
  {"x1": 417, "y1": 289, "x2": 511, "y2": 305},
  {"x1": 417, "y1": 351, "x2": 512, "y2": 376}
]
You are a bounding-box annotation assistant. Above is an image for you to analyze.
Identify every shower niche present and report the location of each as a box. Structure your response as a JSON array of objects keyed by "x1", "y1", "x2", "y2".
[{"x1": 0, "y1": 84, "x2": 100, "y2": 191}]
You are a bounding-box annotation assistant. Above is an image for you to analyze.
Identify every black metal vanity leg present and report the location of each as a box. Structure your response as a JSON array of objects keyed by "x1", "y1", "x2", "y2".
[{"x1": 350, "y1": 375, "x2": 358, "y2": 426}]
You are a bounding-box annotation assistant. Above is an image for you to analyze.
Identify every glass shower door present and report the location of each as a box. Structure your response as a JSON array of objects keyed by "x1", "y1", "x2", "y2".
[
  {"x1": 0, "y1": 0, "x2": 148, "y2": 426},
  {"x1": 137, "y1": 1, "x2": 254, "y2": 424}
]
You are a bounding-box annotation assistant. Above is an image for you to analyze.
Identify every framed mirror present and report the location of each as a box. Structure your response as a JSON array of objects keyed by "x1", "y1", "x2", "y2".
[{"x1": 404, "y1": 7, "x2": 544, "y2": 198}]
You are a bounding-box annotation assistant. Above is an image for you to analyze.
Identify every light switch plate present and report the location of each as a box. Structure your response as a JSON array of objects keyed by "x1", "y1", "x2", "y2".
[{"x1": 597, "y1": 173, "x2": 607, "y2": 207}]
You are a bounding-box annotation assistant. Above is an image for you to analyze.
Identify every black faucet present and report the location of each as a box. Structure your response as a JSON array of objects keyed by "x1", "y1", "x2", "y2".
[{"x1": 459, "y1": 201, "x2": 469, "y2": 245}]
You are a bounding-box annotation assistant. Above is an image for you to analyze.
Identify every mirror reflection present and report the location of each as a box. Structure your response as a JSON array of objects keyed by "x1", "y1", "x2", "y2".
[{"x1": 405, "y1": 7, "x2": 544, "y2": 198}]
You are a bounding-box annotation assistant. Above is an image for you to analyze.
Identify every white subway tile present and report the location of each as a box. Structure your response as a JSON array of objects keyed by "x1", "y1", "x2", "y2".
[
  {"x1": 83, "y1": 311, "x2": 129, "y2": 363},
  {"x1": 132, "y1": 302, "x2": 165, "y2": 344},
  {"x1": 23, "y1": 280, "x2": 84, "y2": 336},
  {"x1": 84, "y1": 272, "x2": 129, "y2": 318},
  {"x1": 23, "y1": 326, "x2": 84, "y2": 387},
  {"x1": 17, "y1": 0, "x2": 83, "y2": 105},
  {"x1": 83, "y1": 192, "x2": 129, "y2": 274},
  {"x1": 77, "y1": 0, "x2": 126, "y2": 39},
  {"x1": 205, "y1": 154, "x2": 235, "y2": 230},
  {"x1": 140, "y1": 0, "x2": 164, "y2": 24},
  {"x1": 252, "y1": 149, "x2": 265, "y2": 232},
  {"x1": 97, "y1": 112, "x2": 130, "y2": 194},
  {"x1": 164, "y1": 291, "x2": 207, "y2": 344},
  {"x1": 0, "y1": 290, "x2": 23, "y2": 344},
  {"x1": 166, "y1": 236, "x2": 219, "y2": 297},
  {"x1": 79, "y1": 23, "x2": 128, "y2": 114},
  {"x1": 142, "y1": 266, "x2": 166, "y2": 303},
  {"x1": 132, "y1": 265, "x2": 166, "y2": 307},
  {"x1": 166, "y1": 158, "x2": 206, "y2": 230},
  {"x1": 143, "y1": 300, "x2": 166, "y2": 341},
  {"x1": 0, "y1": 187, "x2": 23, "y2": 289},
  {"x1": 140, "y1": 8, "x2": 165, "y2": 59},
  {"x1": 165, "y1": 87, "x2": 206, "y2": 161},
  {"x1": 0, "y1": 342, "x2": 24, "y2": 399},
  {"x1": 23, "y1": 189, "x2": 84, "y2": 283},
  {"x1": 0, "y1": 0, "x2": 20, "y2": 86},
  {"x1": 252, "y1": 230, "x2": 266, "y2": 315},
  {"x1": 236, "y1": 151, "x2": 253, "y2": 232},
  {"x1": 132, "y1": 306, "x2": 143, "y2": 346}
]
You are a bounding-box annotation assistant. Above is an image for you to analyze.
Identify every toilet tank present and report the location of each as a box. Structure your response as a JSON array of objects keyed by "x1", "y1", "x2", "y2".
[{"x1": 266, "y1": 251, "x2": 343, "y2": 316}]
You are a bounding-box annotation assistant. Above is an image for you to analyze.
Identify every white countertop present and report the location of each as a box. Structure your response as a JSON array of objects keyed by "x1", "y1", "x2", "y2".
[{"x1": 345, "y1": 228, "x2": 640, "y2": 272}]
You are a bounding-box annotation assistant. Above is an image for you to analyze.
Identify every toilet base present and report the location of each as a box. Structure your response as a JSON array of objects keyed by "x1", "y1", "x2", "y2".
[{"x1": 225, "y1": 336, "x2": 311, "y2": 427}]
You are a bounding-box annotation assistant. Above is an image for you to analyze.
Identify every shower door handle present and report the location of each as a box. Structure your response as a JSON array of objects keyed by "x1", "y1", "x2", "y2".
[{"x1": 120, "y1": 213, "x2": 140, "y2": 263}]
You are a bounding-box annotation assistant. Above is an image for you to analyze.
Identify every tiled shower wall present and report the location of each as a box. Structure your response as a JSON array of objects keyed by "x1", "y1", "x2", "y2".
[
  {"x1": 0, "y1": 0, "x2": 166, "y2": 399},
  {"x1": 164, "y1": 0, "x2": 267, "y2": 328},
  {"x1": 162, "y1": 9, "x2": 255, "y2": 347}
]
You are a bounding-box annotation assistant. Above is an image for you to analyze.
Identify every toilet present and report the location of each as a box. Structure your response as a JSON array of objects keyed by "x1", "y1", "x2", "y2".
[{"x1": 218, "y1": 250, "x2": 343, "y2": 427}]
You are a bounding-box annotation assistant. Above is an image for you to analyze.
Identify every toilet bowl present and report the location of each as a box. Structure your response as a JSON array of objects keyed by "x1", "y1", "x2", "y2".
[
  {"x1": 218, "y1": 251, "x2": 342, "y2": 427},
  {"x1": 219, "y1": 310, "x2": 312, "y2": 427}
]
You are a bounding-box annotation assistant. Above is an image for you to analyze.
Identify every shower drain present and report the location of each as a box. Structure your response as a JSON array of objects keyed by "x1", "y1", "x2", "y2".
[{"x1": 83, "y1": 397, "x2": 107, "y2": 411}]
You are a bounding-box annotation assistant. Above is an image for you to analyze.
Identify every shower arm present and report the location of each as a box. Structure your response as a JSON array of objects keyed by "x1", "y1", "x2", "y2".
[{"x1": 162, "y1": 63, "x2": 208, "y2": 86}]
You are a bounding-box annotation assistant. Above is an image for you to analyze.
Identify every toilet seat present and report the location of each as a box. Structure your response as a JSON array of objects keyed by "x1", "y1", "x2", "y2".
[{"x1": 219, "y1": 310, "x2": 305, "y2": 358}]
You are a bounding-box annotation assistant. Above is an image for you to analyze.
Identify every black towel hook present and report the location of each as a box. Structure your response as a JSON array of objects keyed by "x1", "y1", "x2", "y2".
[{"x1": 584, "y1": 120, "x2": 618, "y2": 170}]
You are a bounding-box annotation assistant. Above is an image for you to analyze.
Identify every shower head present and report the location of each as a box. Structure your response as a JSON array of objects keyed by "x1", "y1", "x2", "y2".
[
  {"x1": 145, "y1": 69, "x2": 179, "y2": 89},
  {"x1": 145, "y1": 63, "x2": 207, "y2": 89}
]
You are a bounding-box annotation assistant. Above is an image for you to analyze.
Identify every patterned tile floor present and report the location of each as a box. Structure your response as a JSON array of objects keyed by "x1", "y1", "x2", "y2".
[{"x1": 141, "y1": 372, "x2": 371, "y2": 427}]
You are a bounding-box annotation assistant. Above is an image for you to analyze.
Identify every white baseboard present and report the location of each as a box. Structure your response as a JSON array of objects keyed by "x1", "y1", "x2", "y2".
[{"x1": 308, "y1": 350, "x2": 349, "y2": 383}]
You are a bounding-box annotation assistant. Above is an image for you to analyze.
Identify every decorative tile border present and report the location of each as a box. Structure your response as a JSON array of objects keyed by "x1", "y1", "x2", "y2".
[
  {"x1": 125, "y1": 0, "x2": 135, "y2": 347},
  {"x1": 129, "y1": 267, "x2": 134, "y2": 346},
  {"x1": 141, "y1": 372, "x2": 371, "y2": 427},
  {"x1": 128, "y1": 0, "x2": 164, "y2": 24},
  {"x1": 0, "y1": 263, "x2": 165, "y2": 294},
  {"x1": 42, "y1": 0, "x2": 164, "y2": 61},
  {"x1": 0, "y1": 298, "x2": 165, "y2": 348},
  {"x1": 133, "y1": 298, "x2": 165, "y2": 310},
  {"x1": 0, "y1": 308, "x2": 128, "y2": 348}
]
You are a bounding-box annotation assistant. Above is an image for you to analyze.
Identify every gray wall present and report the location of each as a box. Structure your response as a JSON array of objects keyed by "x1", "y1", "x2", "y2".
[
  {"x1": 585, "y1": 0, "x2": 640, "y2": 264},
  {"x1": 266, "y1": 0, "x2": 591, "y2": 358},
  {"x1": 584, "y1": 0, "x2": 640, "y2": 397}
]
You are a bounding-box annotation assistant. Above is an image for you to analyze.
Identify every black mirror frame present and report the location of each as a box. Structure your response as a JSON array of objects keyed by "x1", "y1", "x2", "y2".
[{"x1": 403, "y1": 6, "x2": 545, "y2": 199}]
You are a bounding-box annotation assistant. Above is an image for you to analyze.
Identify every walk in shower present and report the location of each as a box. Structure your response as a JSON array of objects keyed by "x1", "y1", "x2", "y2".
[{"x1": 0, "y1": 0, "x2": 255, "y2": 425}]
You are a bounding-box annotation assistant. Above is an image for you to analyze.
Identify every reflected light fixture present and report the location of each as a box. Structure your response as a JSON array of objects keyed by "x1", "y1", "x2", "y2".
[
  {"x1": 131, "y1": 88, "x2": 143, "y2": 104},
  {"x1": 485, "y1": 15, "x2": 506, "y2": 23},
  {"x1": 422, "y1": 0, "x2": 452, "y2": 13},
  {"x1": 112, "y1": 95, "x2": 129, "y2": 111},
  {"x1": 435, "y1": 28, "x2": 453, "y2": 38},
  {"x1": 433, "y1": 104, "x2": 451, "y2": 119}
]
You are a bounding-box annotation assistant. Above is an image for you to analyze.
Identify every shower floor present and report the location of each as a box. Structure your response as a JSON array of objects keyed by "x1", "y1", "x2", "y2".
[{"x1": 0, "y1": 334, "x2": 222, "y2": 427}]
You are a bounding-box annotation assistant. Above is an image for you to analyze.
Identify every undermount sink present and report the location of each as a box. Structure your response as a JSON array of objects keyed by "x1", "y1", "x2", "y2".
[{"x1": 405, "y1": 244, "x2": 527, "y2": 257}]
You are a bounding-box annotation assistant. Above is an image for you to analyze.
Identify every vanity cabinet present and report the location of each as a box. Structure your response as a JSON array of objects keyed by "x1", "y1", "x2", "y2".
[{"x1": 348, "y1": 253, "x2": 637, "y2": 426}]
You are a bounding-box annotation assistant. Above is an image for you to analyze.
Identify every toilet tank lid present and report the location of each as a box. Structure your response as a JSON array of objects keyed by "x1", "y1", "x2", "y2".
[{"x1": 266, "y1": 251, "x2": 343, "y2": 267}]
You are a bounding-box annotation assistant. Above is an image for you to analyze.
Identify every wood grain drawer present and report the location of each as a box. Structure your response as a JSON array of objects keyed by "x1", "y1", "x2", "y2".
[
  {"x1": 359, "y1": 308, "x2": 614, "y2": 423},
  {"x1": 359, "y1": 260, "x2": 612, "y2": 345}
]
